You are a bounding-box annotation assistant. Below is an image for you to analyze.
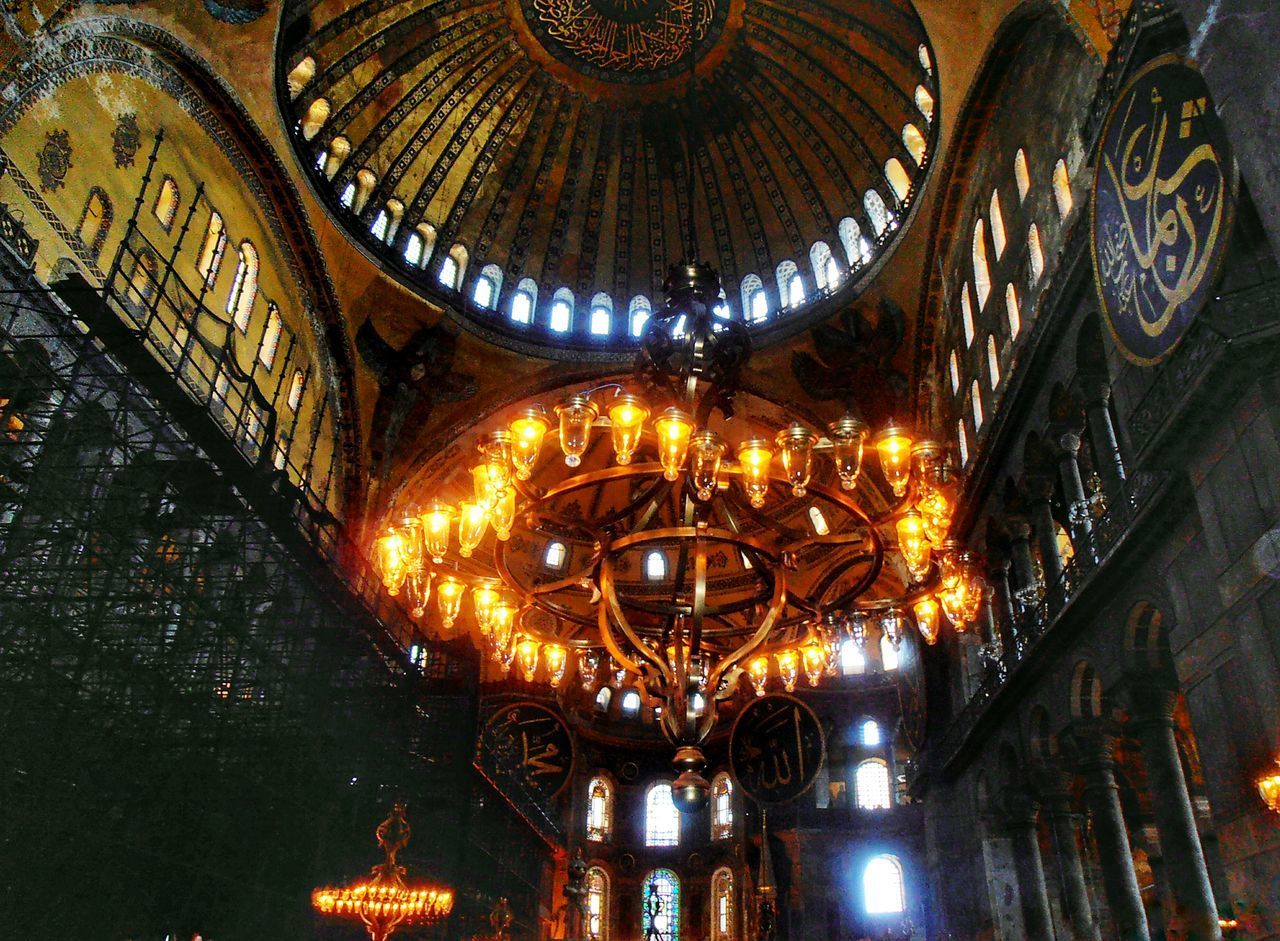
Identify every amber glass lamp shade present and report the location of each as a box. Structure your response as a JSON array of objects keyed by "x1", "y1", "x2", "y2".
[
  {"x1": 543, "y1": 644, "x2": 568, "y2": 686},
  {"x1": 508, "y1": 406, "x2": 550, "y2": 480},
  {"x1": 775, "y1": 649, "x2": 800, "y2": 692},
  {"x1": 516, "y1": 636, "x2": 541, "y2": 683},
  {"x1": 471, "y1": 463, "x2": 497, "y2": 510},
  {"x1": 913, "y1": 598, "x2": 942, "y2": 645},
  {"x1": 737, "y1": 438, "x2": 774, "y2": 508},
  {"x1": 457, "y1": 501, "x2": 489, "y2": 558},
  {"x1": 608, "y1": 393, "x2": 650, "y2": 466},
  {"x1": 480, "y1": 430, "x2": 514, "y2": 496},
  {"x1": 828, "y1": 415, "x2": 868, "y2": 491},
  {"x1": 873, "y1": 422, "x2": 914, "y2": 497},
  {"x1": 395, "y1": 511, "x2": 426, "y2": 571},
  {"x1": 490, "y1": 487, "x2": 516, "y2": 541},
  {"x1": 471, "y1": 584, "x2": 501, "y2": 633},
  {"x1": 745, "y1": 655, "x2": 769, "y2": 697},
  {"x1": 555, "y1": 393, "x2": 599, "y2": 467},
  {"x1": 801, "y1": 642, "x2": 827, "y2": 686},
  {"x1": 435, "y1": 576, "x2": 466, "y2": 630},
  {"x1": 654, "y1": 407, "x2": 694, "y2": 481},
  {"x1": 775, "y1": 423, "x2": 819, "y2": 498},
  {"x1": 880, "y1": 609, "x2": 904, "y2": 649},
  {"x1": 421, "y1": 500, "x2": 455, "y2": 564},
  {"x1": 577, "y1": 650, "x2": 601, "y2": 689},
  {"x1": 689, "y1": 430, "x2": 726, "y2": 500},
  {"x1": 1258, "y1": 760, "x2": 1280, "y2": 814},
  {"x1": 375, "y1": 529, "x2": 408, "y2": 594},
  {"x1": 896, "y1": 509, "x2": 932, "y2": 581},
  {"x1": 490, "y1": 602, "x2": 517, "y2": 650}
]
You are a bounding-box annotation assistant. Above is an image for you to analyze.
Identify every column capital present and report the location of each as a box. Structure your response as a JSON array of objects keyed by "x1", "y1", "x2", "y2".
[
  {"x1": 1005, "y1": 515, "x2": 1033, "y2": 541},
  {"x1": 996, "y1": 786, "x2": 1041, "y2": 829},
  {"x1": 1020, "y1": 473, "x2": 1057, "y2": 504},
  {"x1": 1124, "y1": 670, "x2": 1180, "y2": 729},
  {"x1": 1062, "y1": 718, "x2": 1123, "y2": 773},
  {"x1": 1055, "y1": 429, "x2": 1084, "y2": 457},
  {"x1": 1077, "y1": 373, "x2": 1113, "y2": 408},
  {"x1": 1030, "y1": 762, "x2": 1077, "y2": 806},
  {"x1": 987, "y1": 554, "x2": 1012, "y2": 577}
]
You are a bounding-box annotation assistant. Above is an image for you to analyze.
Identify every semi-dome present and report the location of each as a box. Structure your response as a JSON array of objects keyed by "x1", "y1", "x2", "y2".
[{"x1": 279, "y1": 0, "x2": 937, "y2": 356}]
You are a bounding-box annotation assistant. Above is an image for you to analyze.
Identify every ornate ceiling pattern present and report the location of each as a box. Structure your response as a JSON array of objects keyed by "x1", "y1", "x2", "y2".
[{"x1": 279, "y1": 0, "x2": 937, "y2": 355}]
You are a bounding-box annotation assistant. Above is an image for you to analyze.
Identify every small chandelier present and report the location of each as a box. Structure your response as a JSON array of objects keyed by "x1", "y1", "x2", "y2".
[
  {"x1": 1258, "y1": 758, "x2": 1280, "y2": 815},
  {"x1": 312, "y1": 803, "x2": 454, "y2": 941}
]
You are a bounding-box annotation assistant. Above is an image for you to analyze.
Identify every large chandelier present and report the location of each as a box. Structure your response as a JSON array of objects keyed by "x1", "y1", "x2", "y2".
[{"x1": 372, "y1": 260, "x2": 985, "y2": 810}]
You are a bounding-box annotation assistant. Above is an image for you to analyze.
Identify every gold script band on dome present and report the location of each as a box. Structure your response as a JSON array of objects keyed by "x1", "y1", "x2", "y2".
[{"x1": 531, "y1": 0, "x2": 716, "y2": 73}]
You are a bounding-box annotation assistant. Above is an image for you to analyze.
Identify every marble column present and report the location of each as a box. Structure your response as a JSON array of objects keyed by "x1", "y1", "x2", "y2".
[
  {"x1": 1126, "y1": 676, "x2": 1222, "y2": 941},
  {"x1": 1081, "y1": 380, "x2": 1126, "y2": 498},
  {"x1": 1023, "y1": 475, "x2": 1064, "y2": 584},
  {"x1": 1066, "y1": 721, "x2": 1150, "y2": 941},
  {"x1": 1003, "y1": 789, "x2": 1058, "y2": 941},
  {"x1": 1036, "y1": 766, "x2": 1101, "y2": 941},
  {"x1": 988, "y1": 555, "x2": 1018, "y2": 656},
  {"x1": 1056, "y1": 430, "x2": 1093, "y2": 547},
  {"x1": 1008, "y1": 518, "x2": 1037, "y2": 597}
]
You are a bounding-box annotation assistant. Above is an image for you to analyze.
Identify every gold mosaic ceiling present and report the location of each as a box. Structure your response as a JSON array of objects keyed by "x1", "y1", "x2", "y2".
[{"x1": 279, "y1": 0, "x2": 938, "y2": 355}]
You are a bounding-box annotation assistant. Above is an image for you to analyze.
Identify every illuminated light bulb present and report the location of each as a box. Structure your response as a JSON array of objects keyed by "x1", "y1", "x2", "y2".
[
  {"x1": 516, "y1": 636, "x2": 541, "y2": 683},
  {"x1": 471, "y1": 584, "x2": 501, "y2": 634},
  {"x1": 457, "y1": 501, "x2": 489, "y2": 558},
  {"x1": 689, "y1": 430, "x2": 726, "y2": 500},
  {"x1": 471, "y1": 463, "x2": 497, "y2": 510},
  {"x1": 543, "y1": 643, "x2": 568, "y2": 686},
  {"x1": 873, "y1": 421, "x2": 914, "y2": 498},
  {"x1": 917, "y1": 485, "x2": 953, "y2": 544},
  {"x1": 880, "y1": 609, "x2": 904, "y2": 649},
  {"x1": 405, "y1": 569, "x2": 430, "y2": 619},
  {"x1": 489, "y1": 486, "x2": 516, "y2": 541},
  {"x1": 913, "y1": 597, "x2": 942, "y2": 645},
  {"x1": 577, "y1": 650, "x2": 601, "y2": 689},
  {"x1": 939, "y1": 579, "x2": 966, "y2": 626},
  {"x1": 736, "y1": 438, "x2": 774, "y2": 508},
  {"x1": 775, "y1": 648, "x2": 800, "y2": 692},
  {"x1": 801, "y1": 642, "x2": 827, "y2": 686},
  {"x1": 435, "y1": 576, "x2": 466, "y2": 631},
  {"x1": 896, "y1": 508, "x2": 932, "y2": 581},
  {"x1": 480, "y1": 430, "x2": 514, "y2": 495},
  {"x1": 746, "y1": 656, "x2": 769, "y2": 697},
  {"x1": 374, "y1": 529, "x2": 407, "y2": 594},
  {"x1": 607, "y1": 392, "x2": 649, "y2": 466},
  {"x1": 420, "y1": 500, "x2": 455, "y2": 563},
  {"x1": 1258, "y1": 759, "x2": 1280, "y2": 814},
  {"x1": 828, "y1": 414, "x2": 869, "y2": 491},
  {"x1": 775, "y1": 423, "x2": 819, "y2": 497},
  {"x1": 555, "y1": 393, "x2": 599, "y2": 467},
  {"x1": 508, "y1": 405, "x2": 550, "y2": 481},
  {"x1": 490, "y1": 602, "x2": 517, "y2": 650},
  {"x1": 654, "y1": 407, "x2": 694, "y2": 481}
]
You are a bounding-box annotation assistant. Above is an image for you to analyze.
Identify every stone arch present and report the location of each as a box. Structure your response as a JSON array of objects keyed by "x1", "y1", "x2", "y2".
[
  {"x1": 1027, "y1": 704, "x2": 1057, "y2": 764},
  {"x1": 1123, "y1": 600, "x2": 1174, "y2": 675},
  {"x1": 1069, "y1": 660, "x2": 1104, "y2": 720}
]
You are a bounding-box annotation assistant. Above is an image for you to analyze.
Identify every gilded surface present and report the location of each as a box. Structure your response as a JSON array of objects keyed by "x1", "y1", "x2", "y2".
[
  {"x1": 1092, "y1": 56, "x2": 1234, "y2": 365},
  {"x1": 527, "y1": 0, "x2": 718, "y2": 75}
]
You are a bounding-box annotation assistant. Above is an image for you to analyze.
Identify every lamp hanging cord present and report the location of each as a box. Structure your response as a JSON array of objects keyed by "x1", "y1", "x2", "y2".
[{"x1": 684, "y1": 0, "x2": 700, "y2": 263}]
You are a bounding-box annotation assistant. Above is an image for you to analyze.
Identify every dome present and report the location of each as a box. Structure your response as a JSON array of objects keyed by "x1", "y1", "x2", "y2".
[{"x1": 279, "y1": 0, "x2": 937, "y2": 356}]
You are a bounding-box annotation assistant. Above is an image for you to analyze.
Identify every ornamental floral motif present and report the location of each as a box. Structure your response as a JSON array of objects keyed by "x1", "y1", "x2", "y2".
[
  {"x1": 113, "y1": 113, "x2": 141, "y2": 169},
  {"x1": 36, "y1": 129, "x2": 72, "y2": 192}
]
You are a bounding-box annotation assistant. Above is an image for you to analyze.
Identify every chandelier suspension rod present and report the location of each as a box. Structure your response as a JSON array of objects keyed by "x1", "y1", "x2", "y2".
[{"x1": 683, "y1": 0, "x2": 701, "y2": 263}]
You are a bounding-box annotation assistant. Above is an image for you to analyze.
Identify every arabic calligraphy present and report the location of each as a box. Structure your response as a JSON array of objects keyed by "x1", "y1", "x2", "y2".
[
  {"x1": 1092, "y1": 55, "x2": 1234, "y2": 365},
  {"x1": 480, "y1": 702, "x2": 574, "y2": 800},
  {"x1": 729, "y1": 695, "x2": 825, "y2": 806},
  {"x1": 526, "y1": 0, "x2": 720, "y2": 77}
]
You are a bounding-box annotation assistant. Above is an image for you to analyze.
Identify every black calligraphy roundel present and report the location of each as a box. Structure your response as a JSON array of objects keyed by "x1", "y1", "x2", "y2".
[
  {"x1": 480, "y1": 701, "x2": 575, "y2": 801},
  {"x1": 1092, "y1": 54, "x2": 1235, "y2": 366},
  {"x1": 729, "y1": 694, "x2": 826, "y2": 806}
]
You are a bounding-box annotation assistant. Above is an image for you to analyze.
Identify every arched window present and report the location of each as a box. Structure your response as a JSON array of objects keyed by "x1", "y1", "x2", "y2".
[
  {"x1": 153, "y1": 176, "x2": 180, "y2": 232},
  {"x1": 642, "y1": 869, "x2": 681, "y2": 941},
  {"x1": 125, "y1": 248, "x2": 160, "y2": 311},
  {"x1": 971, "y1": 380, "x2": 984, "y2": 431},
  {"x1": 288, "y1": 369, "x2": 307, "y2": 411},
  {"x1": 439, "y1": 244, "x2": 468, "y2": 290},
  {"x1": 839, "y1": 639, "x2": 866, "y2": 676},
  {"x1": 855, "y1": 759, "x2": 892, "y2": 810},
  {"x1": 880, "y1": 633, "x2": 899, "y2": 671},
  {"x1": 861, "y1": 719, "x2": 882, "y2": 747},
  {"x1": 258, "y1": 304, "x2": 284, "y2": 370},
  {"x1": 590, "y1": 293, "x2": 613, "y2": 336},
  {"x1": 1028, "y1": 224, "x2": 1045, "y2": 283},
  {"x1": 549, "y1": 287, "x2": 574, "y2": 333},
  {"x1": 403, "y1": 223, "x2": 436, "y2": 269},
  {"x1": 902, "y1": 124, "x2": 927, "y2": 167},
  {"x1": 621, "y1": 689, "x2": 641, "y2": 716},
  {"x1": 959, "y1": 284, "x2": 974, "y2": 347},
  {"x1": 545, "y1": 540, "x2": 567, "y2": 570},
  {"x1": 628, "y1": 295, "x2": 652, "y2": 337},
  {"x1": 645, "y1": 784, "x2": 680, "y2": 846},
  {"x1": 1014, "y1": 149, "x2": 1031, "y2": 202},
  {"x1": 196, "y1": 209, "x2": 226, "y2": 286},
  {"x1": 957, "y1": 420, "x2": 969, "y2": 466},
  {"x1": 740, "y1": 274, "x2": 766, "y2": 323},
  {"x1": 987, "y1": 335, "x2": 1001, "y2": 389},
  {"x1": 972, "y1": 219, "x2": 991, "y2": 310},
  {"x1": 838, "y1": 217, "x2": 871, "y2": 267},
  {"x1": 300, "y1": 98, "x2": 331, "y2": 140},
  {"x1": 286, "y1": 56, "x2": 316, "y2": 98},
  {"x1": 227, "y1": 241, "x2": 259, "y2": 332},
  {"x1": 915, "y1": 85, "x2": 935, "y2": 124},
  {"x1": 810, "y1": 242, "x2": 838, "y2": 291},
  {"x1": 807, "y1": 506, "x2": 829, "y2": 535},
  {"x1": 864, "y1": 855, "x2": 905, "y2": 914},
  {"x1": 918, "y1": 43, "x2": 932, "y2": 74},
  {"x1": 864, "y1": 190, "x2": 891, "y2": 237},
  {"x1": 884, "y1": 158, "x2": 911, "y2": 203},
  {"x1": 711, "y1": 868, "x2": 735, "y2": 941},
  {"x1": 1053, "y1": 158, "x2": 1073, "y2": 218},
  {"x1": 989, "y1": 190, "x2": 1007, "y2": 260},
  {"x1": 775, "y1": 260, "x2": 802, "y2": 308},
  {"x1": 510, "y1": 278, "x2": 538, "y2": 325},
  {"x1": 1005, "y1": 283, "x2": 1021, "y2": 338},
  {"x1": 595, "y1": 686, "x2": 612, "y2": 712},
  {"x1": 473, "y1": 264, "x2": 501, "y2": 309},
  {"x1": 587, "y1": 776, "x2": 613, "y2": 841},
  {"x1": 323, "y1": 136, "x2": 351, "y2": 180},
  {"x1": 353, "y1": 169, "x2": 377, "y2": 214},
  {"x1": 587, "y1": 867, "x2": 610, "y2": 940},
  {"x1": 645, "y1": 550, "x2": 667, "y2": 581},
  {"x1": 371, "y1": 209, "x2": 391, "y2": 242},
  {"x1": 711, "y1": 773, "x2": 733, "y2": 840},
  {"x1": 339, "y1": 181, "x2": 357, "y2": 209},
  {"x1": 948, "y1": 350, "x2": 959, "y2": 395},
  {"x1": 77, "y1": 187, "x2": 113, "y2": 262}
]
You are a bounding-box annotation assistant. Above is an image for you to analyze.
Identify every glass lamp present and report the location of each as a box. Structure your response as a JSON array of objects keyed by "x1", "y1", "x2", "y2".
[
  {"x1": 801, "y1": 642, "x2": 826, "y2": 686},
  {"x1": 543, "y1": 644, "x2": 568, "y2": 686},
  {"x1": 1258, "y1": 759, "x2": 1280, "y2": 814},
  {"x1": 745, "y1": 656, "x2": 769, "y2": 697},
  {"x1": 555, "y1": 393, "x2": 599, "y2": 467},
  {"x1": 509, "y1": 406, "x2": 550, "y2": 480},
  {"x1": 457, "y1": 501, "x2": 489, "y2": 558},
  {"x1": 577, "y1": 650, "x2": 601, "y2": 690},
  {"x1": 471, "y1": 584, "x2": 501, "y2": 634},
  {"x1": 873, "y1": 421, "x2": 914, "y2": 498},
  {"x1": 608, "y1": 393, "x2": 650, "y2": 466},
  {"x1": 689, "y1": 430, "x2": 725, "y2": 500},
  {"x1": 480, "y1": 431, "x2": 514, "y2": 495},
  {"x1": 776, "y1": 423, "x2": 819, "y2": 498},
  {"x1": 828, "y1": 415, "x2": 868, "y2": 490},
  {"x1": 654, "y1": 407, "x2": 694, "y2": 481},
  {"x1": 490, "y1": 487, "x2": 516, "y2": 541},
  {"x1": 913, "y1": 598, "x2": 942, "y2": 645},
  {"x1": 421, "y1": 501, "x2": 454, "y2": 563},
  {"x1": 775, "y1": 649, "x2": 800, "y2": 692},
  {"x1": 516, "y1": 636, "x2": 541, "y2": 682},
  {"x1": 896, "y1": 508, "x2": 932, "y2": 581},
  {"x1": 737, "y1": 438, "x2": 774, "y2": 508},
  {"x1": 375, "y1": 529, "x2": 408, "y2": 594},
  {"x1": 436, "y1": 576, "x2": 466, "y2": 630}
]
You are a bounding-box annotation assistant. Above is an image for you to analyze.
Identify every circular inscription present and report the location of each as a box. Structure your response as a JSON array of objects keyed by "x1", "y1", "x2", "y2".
[
  {"x1": 1091, "y1": 55, "x2": 1235, "y2": 365},
  {"x1": 520, "y1": 0, "x2": 729, "y2": 84},
  {"x1": 729, "y1": 694, "x2": 825, "y2": 806},
  {"x1": 479, "y1": 701, "x2": 575, "y2": 801}
]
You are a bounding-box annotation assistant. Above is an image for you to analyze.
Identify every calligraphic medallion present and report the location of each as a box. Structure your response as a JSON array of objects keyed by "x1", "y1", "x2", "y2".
[
  {"x1": 479, "y1": 701, "x2": 575, "y2": 801},
  {"x1": 729, "y1": 694, "x2": 825, "y2": 806},
  {"x1": 1092, "y1": 55, "x2": 1236, "y2": 365}
]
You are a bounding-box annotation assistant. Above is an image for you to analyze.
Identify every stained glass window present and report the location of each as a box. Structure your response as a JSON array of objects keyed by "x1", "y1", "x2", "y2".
[
  {"x1": 645, "y1": 784, "x2": 679, "y2": 847},
  {"x1": 587, "y1": 867, "x2": 609, "y2": 940},
  {"x1": 642, "y1": 868, "x2": 681, "y2": 941},
  {"x1": 711, "y1": 868, "x2": 735, "y2": 940},
  {"x1": 711, "y1": 773, "x2": 733, "y2": 840},
  {"x1": 587, "y1": 776, "x2": 612, "y2": 841}
]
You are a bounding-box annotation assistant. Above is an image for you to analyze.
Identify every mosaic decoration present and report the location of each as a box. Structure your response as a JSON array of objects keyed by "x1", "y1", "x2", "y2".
[
  {"x1": 112, "y1": 112, "x2": 141, "y2": 168},
  {"x1": 36, "y1": 129, "x2": 72, "y2": 192},
  {"x1": 729, "y1": 694, "x2": 825, "y2": 806},
  {"x1": 1092, "y1": 55, "x2": 1235, "y2": 365},
  {"x1": 479, "y1": 701, "x2": 575, "y2": 801}
]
